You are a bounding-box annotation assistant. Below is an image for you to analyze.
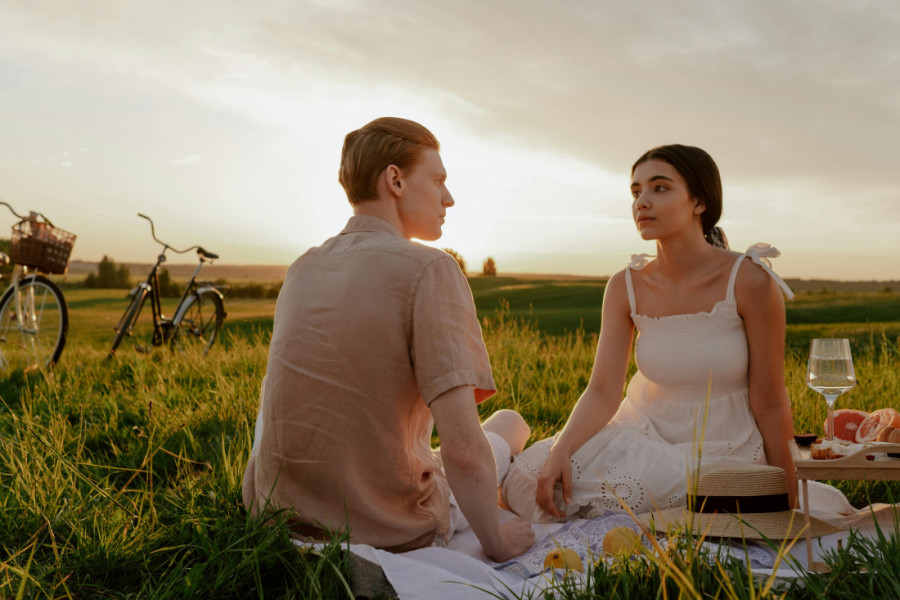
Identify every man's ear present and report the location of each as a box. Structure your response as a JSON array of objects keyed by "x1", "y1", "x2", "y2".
[{"x1": 384, "y1": 164, "x2": 404, "y2": 198}]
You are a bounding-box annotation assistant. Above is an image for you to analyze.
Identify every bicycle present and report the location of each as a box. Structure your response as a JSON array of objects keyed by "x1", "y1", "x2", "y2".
[
  {"x1": 0, "y1": 201, "x2": 75, "y2": 372},
  {"x1": 109, "y1": 213, "x2": 227, "y2": 358}
]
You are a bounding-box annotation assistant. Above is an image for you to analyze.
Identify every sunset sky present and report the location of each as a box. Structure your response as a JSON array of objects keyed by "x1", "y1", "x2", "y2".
[{"x1": 1, "y1": 1, "x2": 897, "y2": 280}]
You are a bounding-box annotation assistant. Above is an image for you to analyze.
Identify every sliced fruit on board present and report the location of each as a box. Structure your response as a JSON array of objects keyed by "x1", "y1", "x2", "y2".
[
  {"x1": 855, "y1": 408, "x2": 900, "y2": 443},
  {"x1": 822, "y1": 409, "x2": 869, "y2": 442}
]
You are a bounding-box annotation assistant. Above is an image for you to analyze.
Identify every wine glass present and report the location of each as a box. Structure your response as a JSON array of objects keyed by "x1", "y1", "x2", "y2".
[{"x1": 806, "y1": 338, "x2": 857, "y2": 442}]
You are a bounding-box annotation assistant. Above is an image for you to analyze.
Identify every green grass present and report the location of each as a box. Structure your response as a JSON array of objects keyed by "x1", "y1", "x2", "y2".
[
  {"x1": 469, "y1": 277, "x2": 900, "y2": 343},
  {"x1": 0, "y1": 280, "x2": 898, "y2": 598},
  {"x1": 0, "y1": 334, "x2": 353, "y2": 598},
  {"x1": 469, "y1": 277, "x2": 607, "y2": 336}
]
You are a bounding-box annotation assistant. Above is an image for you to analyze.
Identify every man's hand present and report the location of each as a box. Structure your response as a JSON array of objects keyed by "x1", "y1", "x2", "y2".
[
  {"x1": 483, "y1": 517, "x2": 536, "y2": 562},
  {"x1": 431, "y1": 386, "x2": 535, "y2": 562},
  {"x1": 535, "y1": 446, "x2": 572, "y2": 519}
]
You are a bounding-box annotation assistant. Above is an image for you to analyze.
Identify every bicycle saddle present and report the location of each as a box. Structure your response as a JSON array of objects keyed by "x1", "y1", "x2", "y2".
[{"x1": 197, "y1": 247, "x2": 219, "y2": 260}]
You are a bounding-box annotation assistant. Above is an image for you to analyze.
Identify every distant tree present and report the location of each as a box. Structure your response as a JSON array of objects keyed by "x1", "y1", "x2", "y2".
[
  {"x1": 98, "y1": 256, "x2": 116, "y2": 285},
  {"x1": 117, "y1": 265, "x2": 130, "y2": 287},
  {"x1": 85, "y1": 255, "x2": 131, "y2": 288},
  {"x1": 220, "y1": 279, "x2": 283, "y2": 299},
  {"x1": 482, "y1": 257, "x2": 497, "y2": 277},
  {"x1": 157, "y1": 268, "x2": 182, "y2": 298},
  {"x1": 442, "y1": 248, "x2": 467, "y2": 274}
]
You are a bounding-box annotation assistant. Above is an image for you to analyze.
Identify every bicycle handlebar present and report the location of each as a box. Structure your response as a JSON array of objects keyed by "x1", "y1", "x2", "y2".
[
  {"x1": 1, "y1": 201, "x2": 55, "y2": 227},
  {"x1": 137, "y1": 213, "x2": 217, "y2": 259}
]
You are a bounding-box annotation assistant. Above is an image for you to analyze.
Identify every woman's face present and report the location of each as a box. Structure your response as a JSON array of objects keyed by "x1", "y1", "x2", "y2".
[{"x1": 630, "y1": 159, "x2": 705, "y2": 241}]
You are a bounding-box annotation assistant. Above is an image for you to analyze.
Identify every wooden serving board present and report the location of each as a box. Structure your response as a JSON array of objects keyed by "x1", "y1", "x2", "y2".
[
  {"x1": 796, "y1": 442, "x2": 900, "y2": 481},
  {"x1": 796, "y1": 442, "x2": 900, "y2": 573}
]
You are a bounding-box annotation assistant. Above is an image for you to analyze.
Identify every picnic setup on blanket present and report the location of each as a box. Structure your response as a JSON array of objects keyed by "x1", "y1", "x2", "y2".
[
  {"x1": 303, "y1": 457, "x2": 899, "y2": 599},
  {"x1": 350, "y1": 400, "x2": 900, "y2": 598},
  {"x1": 319, "y1": 335, "x2": 900, "y2": 599}
]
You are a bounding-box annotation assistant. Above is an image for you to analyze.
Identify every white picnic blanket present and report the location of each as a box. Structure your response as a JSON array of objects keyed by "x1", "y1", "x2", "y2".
[{"x1": 297, "y1": 484, "x2": 899, "y2": 600}]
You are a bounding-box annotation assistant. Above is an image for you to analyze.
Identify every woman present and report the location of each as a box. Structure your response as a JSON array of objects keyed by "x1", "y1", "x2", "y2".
[{"x1": 501, "y1": 144, "x2": 800, "y2": 522}]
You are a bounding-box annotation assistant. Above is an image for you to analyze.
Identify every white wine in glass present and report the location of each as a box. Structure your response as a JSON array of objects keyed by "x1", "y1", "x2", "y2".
[{"x1": 806, "y1": 338, "x2": 856, "y2": 442}]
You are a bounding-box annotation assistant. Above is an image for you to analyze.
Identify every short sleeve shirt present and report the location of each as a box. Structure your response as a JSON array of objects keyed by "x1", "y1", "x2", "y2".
[{"x1": 243, "y1": 215, "x2": 495, "y2": 551}]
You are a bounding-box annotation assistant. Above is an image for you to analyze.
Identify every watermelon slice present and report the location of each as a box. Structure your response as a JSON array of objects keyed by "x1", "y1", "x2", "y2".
[
  {"x1": 822, "y1": 409, "x2": 869, "y2": 442},
  {"x1": 855, "y1": 408, "x2": 900, "y2": 443}
]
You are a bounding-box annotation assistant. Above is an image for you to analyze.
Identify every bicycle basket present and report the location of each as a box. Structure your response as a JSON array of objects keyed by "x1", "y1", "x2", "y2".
[{"x1": 9, "y1": 219, "x2": 77, "y2": 274}]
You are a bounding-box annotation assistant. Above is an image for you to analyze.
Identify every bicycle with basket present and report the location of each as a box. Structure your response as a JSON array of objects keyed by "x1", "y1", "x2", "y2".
[
  {"x1": 108, "y1": 213, "x2": 227, "y2": 358},
  {"x1": 0, "y1": 200, "x2": 76, "y2": 372}
]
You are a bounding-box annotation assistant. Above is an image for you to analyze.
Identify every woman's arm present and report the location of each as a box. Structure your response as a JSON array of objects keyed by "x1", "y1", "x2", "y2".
[
  {"x1": 535, "y1": 270, "x2": 635, "y2": 517},
  {"x1": 736, "y1": 259, "x2": 798, "y2": 507}
]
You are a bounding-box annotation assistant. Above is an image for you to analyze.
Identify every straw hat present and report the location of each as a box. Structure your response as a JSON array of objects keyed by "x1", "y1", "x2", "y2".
[{"x1": 639, "y1": 463, "x2": 842, "y2": 540}]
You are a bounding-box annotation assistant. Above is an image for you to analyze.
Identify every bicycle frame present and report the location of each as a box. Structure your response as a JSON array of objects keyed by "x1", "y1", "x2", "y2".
[
  {"x1": 0, "y1": 206, "x2": 36, "y2": 356},
  {"x1": 111, "y1": 212, "x2": 225, "y2": 356},
  {"x1": 9, "y1": 267, "x2": 38, "y2": 328},
  {"x1": 0, "y1": 266, "x2": 34, "y2": 369},
  {"x1": 132, "y1": 250, "x2": 169, "y2": 344},
  {"x1": 133, "y1": 249, "x2": 220, "y2": 344},
  {"x1": 174, "y1": 257, "x2": 214, "y2": 317}
]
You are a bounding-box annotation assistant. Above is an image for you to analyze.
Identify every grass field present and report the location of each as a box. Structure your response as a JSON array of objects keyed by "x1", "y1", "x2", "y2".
[{"x1": 1, "y1": 279, "x2": 899, "y2": 598}]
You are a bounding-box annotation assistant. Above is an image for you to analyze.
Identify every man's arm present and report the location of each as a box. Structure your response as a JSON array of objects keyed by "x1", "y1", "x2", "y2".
[{"x1": 430, "y1": 385, "x2": 535, "y2": 562}]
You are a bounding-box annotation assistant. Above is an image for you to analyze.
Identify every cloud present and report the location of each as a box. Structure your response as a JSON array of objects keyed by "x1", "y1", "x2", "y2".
[
  {"x1": 37, "y1": 149, "x2": 83, "y2": 168},
  {"x1": 173, "y1": 154, "x2": 202, "y2": 166},
  {"x1": 5, "y1": 1, "x2": 897, "y2": 189},
  {"x1": 1, "y1": 0, "x2": 897, "y2": 276},
  {"x1": 169, "y1": 0, "x2": 897, "y2": 207}
]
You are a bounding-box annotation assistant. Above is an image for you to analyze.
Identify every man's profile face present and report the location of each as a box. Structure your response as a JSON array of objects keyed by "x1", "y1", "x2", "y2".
[{"x1": 395, "y1": 148, "x2": 454, "y2": 241}]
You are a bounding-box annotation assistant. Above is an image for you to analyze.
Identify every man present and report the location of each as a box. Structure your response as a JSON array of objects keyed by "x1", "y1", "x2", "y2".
[{"x1": 242, "y1": 117, "x2": 535, "y2": 561}]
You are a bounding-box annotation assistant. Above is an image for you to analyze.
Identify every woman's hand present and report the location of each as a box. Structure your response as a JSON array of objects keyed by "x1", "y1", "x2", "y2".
[
  {"x1": 535, "y1": 446, "x2": 573, "y2": 519},
  {"x1": 529, "y1": 270, "x2": 635, "y2": 521}
]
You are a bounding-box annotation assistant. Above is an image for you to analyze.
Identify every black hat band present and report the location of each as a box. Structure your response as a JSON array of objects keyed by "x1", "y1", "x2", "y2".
[{"x1": 691, "y1": 492, "x2": 790, "y2": 514}]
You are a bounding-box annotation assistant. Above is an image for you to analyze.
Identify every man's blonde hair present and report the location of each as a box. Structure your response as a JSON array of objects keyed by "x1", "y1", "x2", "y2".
[{"x1": 338, "y1": 117, "x2": 440, "y2": 206}]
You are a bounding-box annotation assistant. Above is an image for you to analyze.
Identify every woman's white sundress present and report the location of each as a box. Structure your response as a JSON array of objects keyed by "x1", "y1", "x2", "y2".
[{"x1": 500, "y1": 244, "x2": 797, "y2": 522}]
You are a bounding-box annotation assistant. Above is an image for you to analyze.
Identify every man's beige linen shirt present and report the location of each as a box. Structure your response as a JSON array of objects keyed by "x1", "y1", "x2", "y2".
[{"x1": 243, "y1": 215, "x2": 496, "y2": 551}]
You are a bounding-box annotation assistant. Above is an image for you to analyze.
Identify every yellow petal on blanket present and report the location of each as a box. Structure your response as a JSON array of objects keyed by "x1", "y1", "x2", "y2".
[
  {"x1": 543, "y1": 547, "x2": 584, "y2": 572},
  {"x1": 602, "y1": 527, "x2": 642, "y2": 557}
]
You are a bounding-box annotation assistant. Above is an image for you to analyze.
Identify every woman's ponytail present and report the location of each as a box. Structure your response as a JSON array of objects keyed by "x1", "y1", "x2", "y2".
[{"x1": 705, "y1": 226, "x2": 729, "y2": 249}]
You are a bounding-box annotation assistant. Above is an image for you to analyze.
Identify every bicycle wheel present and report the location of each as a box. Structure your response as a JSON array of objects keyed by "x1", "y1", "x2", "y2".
[
  {"x1": 171, "y1": 289, "x2": 224, "y2": 355},
  {"x1": 0, "y1": 275, "x2": 68, "y2": 371},
  {"x1": 109, "y1": 286, "x2": 155, "y2": 357}
]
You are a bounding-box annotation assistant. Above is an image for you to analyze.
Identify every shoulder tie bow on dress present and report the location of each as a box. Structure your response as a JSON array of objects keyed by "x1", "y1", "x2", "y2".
[
  {"x1": 744, "y1": 243, "x2": 794, "y2": 300},
  {"x1": 629, "y1": 254, "x2": 654, "y2": 271}
]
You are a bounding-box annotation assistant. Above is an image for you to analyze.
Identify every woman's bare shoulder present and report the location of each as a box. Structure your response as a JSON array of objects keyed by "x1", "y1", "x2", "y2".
[
  {"x1": 735, "y1": 255, "x2": 776, "y2": 288},
  {"x1": 603, "y1": 269, "x2": 631, "y2": 310},
  {"x1": 607, "y1": 268, "x2": 628, "y2": 286},
  {"x1": 734, "y1": 255, "x2": 783, "y2": 309}
]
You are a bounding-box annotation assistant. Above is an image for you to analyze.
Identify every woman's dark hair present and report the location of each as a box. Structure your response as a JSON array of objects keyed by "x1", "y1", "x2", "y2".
[{"x1": 632, "y1": 144, "x2": 728, "y2": 249}]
